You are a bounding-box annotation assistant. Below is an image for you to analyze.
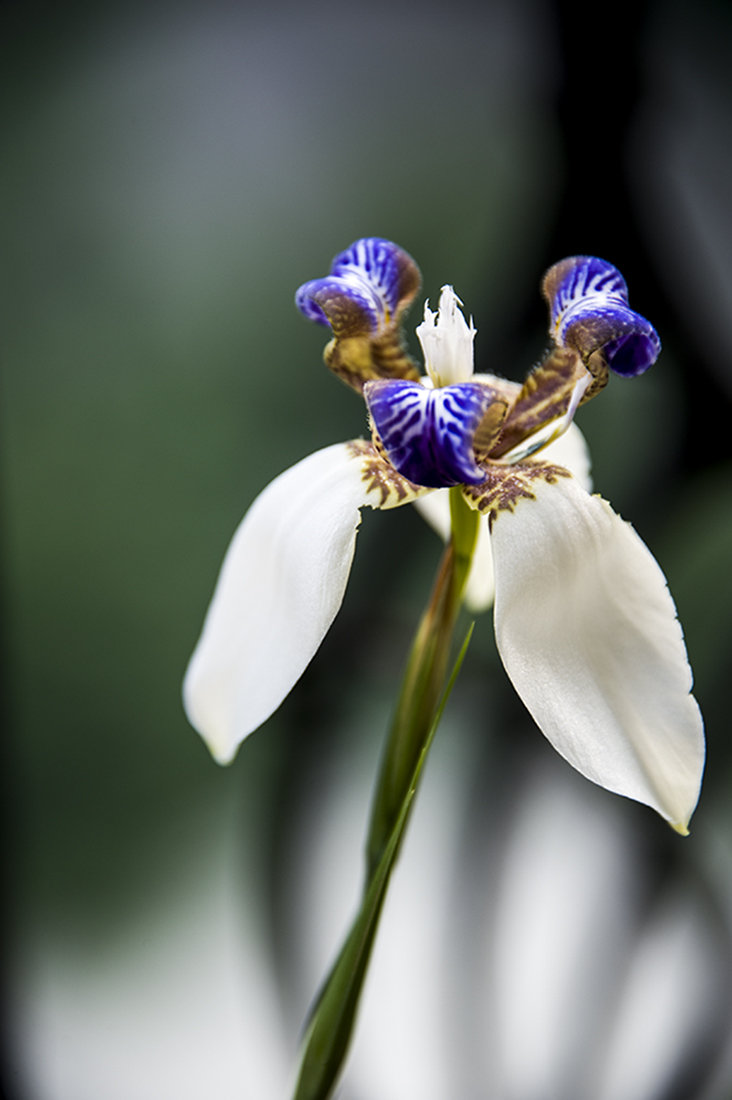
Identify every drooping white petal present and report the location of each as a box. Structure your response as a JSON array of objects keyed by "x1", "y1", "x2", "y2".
[
  {"x1": 412, "y1": 422, "x2": 592, "y2": 614},
  {"x1": 183, "y1": 443, "x2": 382, "y2": 764},
  {"x1": 490, "y1": 475, "x2": 704, "y2": 830}
]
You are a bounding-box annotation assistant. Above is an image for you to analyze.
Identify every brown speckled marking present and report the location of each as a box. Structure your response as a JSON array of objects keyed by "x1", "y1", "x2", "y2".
[
  {"x1": 346, "y1": 439, "x2": 427, "y2": 509},
  {"x1": 462, "y1": 460, "x2": 572, "y2": 531}
]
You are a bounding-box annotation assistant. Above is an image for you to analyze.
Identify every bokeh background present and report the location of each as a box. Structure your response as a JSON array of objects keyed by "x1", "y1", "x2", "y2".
[{"x1": 4, "y1": 0, "x2": 732, "y2": 1097}]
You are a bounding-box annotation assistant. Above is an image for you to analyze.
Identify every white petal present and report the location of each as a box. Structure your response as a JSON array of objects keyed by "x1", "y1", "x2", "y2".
[
  {"x1": 183, "y1": 443, "x2": 379, "y2": 764},
  {"x1": 412, "y1": 422, "x2": 592, "y2": 614},
  {"x1": 490, "y1": 475, "x2": 705, "y2": 830},
  {"x1": 539, "y1": 420, "x2": 592, "y2": 491}
]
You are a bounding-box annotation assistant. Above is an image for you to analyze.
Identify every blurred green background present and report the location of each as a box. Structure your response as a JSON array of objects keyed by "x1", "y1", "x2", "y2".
[{"x1": 4, "y1": 0, "x2": 732, "y2": 1097}]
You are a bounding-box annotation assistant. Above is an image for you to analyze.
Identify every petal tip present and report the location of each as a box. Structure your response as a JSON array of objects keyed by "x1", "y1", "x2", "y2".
[
  {"x1": 209, "y1": 740, "x2": 239, "y2": 767},
  {"x1": 543, "y1": 255, "x2": 660, "y2": 376},
  {"x1": 295, "y1": 237, "x2": 421, "y2": 337},
  {"x1": 182, "y1": 666, "x2": 242, "y2": 766}
]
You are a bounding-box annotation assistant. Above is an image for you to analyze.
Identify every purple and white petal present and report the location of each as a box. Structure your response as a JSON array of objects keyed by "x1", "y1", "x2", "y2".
[
  {"x1": 331, "y1": 238, "x2": 420, "y2": 319},
  {"x1": 295, "y1": 238, "x2": 420, "y2": 336},
  {"x1": 295, "y1": 275, "x2": 385, "y2": 337},
  {"x1": 489, "y1": 474, "x2": 705, "y2": 831},
  {"x1": 365, "y1": 378, "x2": 495, "y2": 488},
  {"x1": 183, "y1": 443, "x2": 396, "y2": 763},
  {"x1": 543, "y1": 256, "x2": 661, "y2": 377}
]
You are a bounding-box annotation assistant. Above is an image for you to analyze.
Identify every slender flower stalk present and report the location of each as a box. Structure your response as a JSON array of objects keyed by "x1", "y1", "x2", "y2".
[
  {"x1": 293, "y1": 518, "x2": 475, "y2": 1100},
  {"x1": 366, "y1": 489, "x2": 478, "y2": 875}
]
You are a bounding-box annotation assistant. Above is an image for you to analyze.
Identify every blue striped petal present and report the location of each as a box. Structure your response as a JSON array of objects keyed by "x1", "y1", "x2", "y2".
[
  {"x1": 364, "y1": 379, "x2": 495, "y2": 488},
  {"x1": 294, "y1": 275, "x2": 384, "y2": 333},
  {"x1": 543, "y1": 256, "x2": 661, "y2": 377},
  {"x1": 295, "y1": 238, "x2": 420, "y2": 336}
]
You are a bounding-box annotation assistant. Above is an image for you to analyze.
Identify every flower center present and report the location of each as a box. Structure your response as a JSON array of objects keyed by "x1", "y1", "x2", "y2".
[{"x1": 416, "y1": 286, "x2": 476, "y2": 388}]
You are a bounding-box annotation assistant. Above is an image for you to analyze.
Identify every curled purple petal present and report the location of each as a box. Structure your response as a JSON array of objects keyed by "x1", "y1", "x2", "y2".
[
  {"x1": 602, "y1": 326, "x2": 660, "y2": 377},
  {"x1": 364, "y1": 379, "x2": 494, "y2": 488},
  {"x1": 295, "y1": 275, "x2": 385, "y2": 333},
  {"x1": 295, "y1": 237, "x2": 420, "y2": 337},
  {"x1": 543, "y1": 256, "x2": 661, "y2": 376},
  {"x1": 295, "y1": 279, "x2": 342, "y2": 326},
  {"x1": 330, "y1": 238, "x2": 419, "y2": 318}
]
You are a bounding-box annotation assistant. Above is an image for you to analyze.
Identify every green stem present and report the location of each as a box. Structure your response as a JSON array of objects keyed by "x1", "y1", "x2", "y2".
[
  {"x1": 291, "y1": 489, "x2": 479, "y2": 1100},
  {"x1": 292, "y1": 626, "x2": 476, "y2": 1100},
  {"x1": 365, "y1": 488, "x2": 479, "y2": 876}
]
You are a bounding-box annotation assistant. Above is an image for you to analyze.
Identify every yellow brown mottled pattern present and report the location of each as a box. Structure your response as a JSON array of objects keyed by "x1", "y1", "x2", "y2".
[
  {"x1": 462, "y1": 460, "x2": 572, "y2": 530},
  {"x1": 325, "y1": 330, "x2": 421, "y2": 393},
  {"x1": 346, "y1": 439, "x2": 428, "y2": 509},
  {"x1": 492, "y1": 347, "x2": 606, "y2": 458},
  {"x1": 472, "y1": 394, "x2": 510, "y2": 464}
]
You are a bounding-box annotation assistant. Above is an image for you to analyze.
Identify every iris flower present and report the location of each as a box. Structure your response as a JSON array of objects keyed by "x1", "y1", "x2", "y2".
[{"x1": 183, "y1": 238, "x2": 704, "y2": 833}]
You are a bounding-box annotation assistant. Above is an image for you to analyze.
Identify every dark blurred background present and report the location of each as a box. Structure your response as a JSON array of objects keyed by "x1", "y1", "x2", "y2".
[{"x1": 3, "y1": 0, "x2": 732, "y2": 1097}]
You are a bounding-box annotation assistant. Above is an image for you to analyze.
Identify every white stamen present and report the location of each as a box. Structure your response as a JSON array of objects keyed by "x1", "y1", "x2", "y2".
[{"x1": 416, "y1": 285, "x2": 476, "y2": 387}]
